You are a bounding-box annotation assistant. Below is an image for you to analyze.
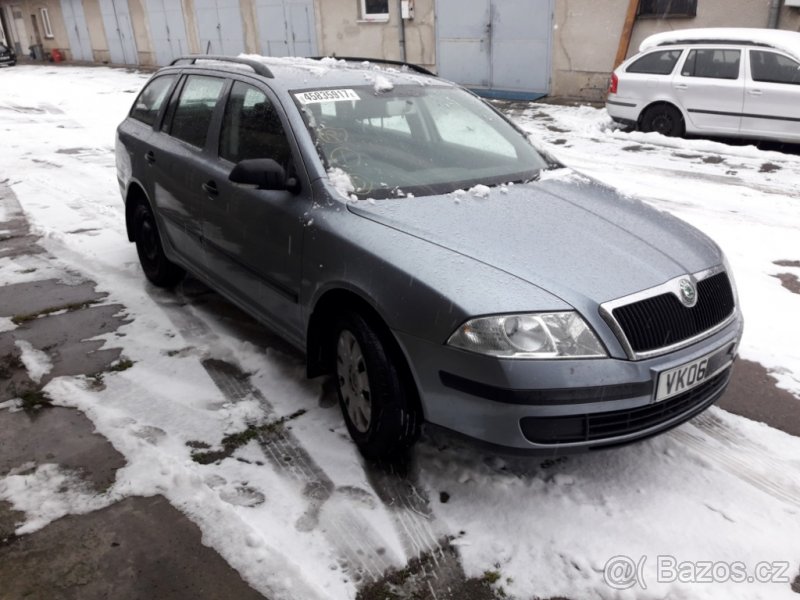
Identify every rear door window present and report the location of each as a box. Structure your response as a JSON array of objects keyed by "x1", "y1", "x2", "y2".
[
  {"x1": 130, "y1": 75, "x2": 176, "y2": 126},
  {"x1": 681, "y1": 49, "x2": 741, "y2": 80},
  {"x1": 626, "y1": 50, "x2": 683, "y2": 75},
  {"x1": 168, "y1": 75, "x2": 226, "y2": 148},
  {"x1": 219, "y1": 81, "x2": 291, "y2": 167},
  {"x1": 750, "y1": 50, "x2": 800, "y2": 85}
]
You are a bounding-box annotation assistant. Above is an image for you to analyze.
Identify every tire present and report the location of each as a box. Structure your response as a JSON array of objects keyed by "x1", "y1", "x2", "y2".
[
  {"x1": 132, "y1": 202, "x2": 185, "y2": 288},
  {"x1": 640, "y1": 104, "x2": 685, "y2": 137},
  {"x1": 334, "y1": 311, "x2": 421, "y2": 460}
]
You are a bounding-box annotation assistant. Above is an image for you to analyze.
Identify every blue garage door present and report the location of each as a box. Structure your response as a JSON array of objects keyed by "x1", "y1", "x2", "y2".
[
  {"x1": 194, "y1": 0, "x2": 245, "y2": 56},
  {"x1": 255, "y1": 0, "x2": 316, "y2": 57},
  {"x1": 435, "y1": 0, "x2": 553, "y2": 99},
  {"x1": 60, "y1": 0, "x2": 93, "y2": 62},
  {"x1": 98, "y1": 0, "x2": 138, "y2": 65},
  {"x1": 144, "y1": 0, "x2": 189, "y2": 65}
]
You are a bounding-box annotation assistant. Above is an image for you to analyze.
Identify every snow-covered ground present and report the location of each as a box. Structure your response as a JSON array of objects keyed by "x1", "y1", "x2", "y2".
[{"x1": 1, "y1": 65, "x2": 800, "y2": 600}]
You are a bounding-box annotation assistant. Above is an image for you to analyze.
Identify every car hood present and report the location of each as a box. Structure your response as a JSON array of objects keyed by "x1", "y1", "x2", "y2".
[{"x1": 347, "y1": 172, "x2": 721, "y2": 309}]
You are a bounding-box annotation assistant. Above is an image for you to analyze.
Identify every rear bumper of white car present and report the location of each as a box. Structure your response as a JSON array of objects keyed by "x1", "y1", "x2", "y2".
[{"x1": 606, "y1": 97, "x2": 640, "y2": 127}]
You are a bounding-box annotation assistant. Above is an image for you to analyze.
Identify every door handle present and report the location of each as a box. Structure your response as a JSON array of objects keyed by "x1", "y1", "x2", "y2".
[
  {"x1": 748, "y1": 89, "x2": 763, "y2": 96},
  {"x1": 202, "y1": 180, "x2": 219, "y2": 196},
  {"x1": 674, "y1": 83, "x2": 688, "y2": 90},
  {"x1": 144, "y1": 151, "x2": 155, "y2": 164}
]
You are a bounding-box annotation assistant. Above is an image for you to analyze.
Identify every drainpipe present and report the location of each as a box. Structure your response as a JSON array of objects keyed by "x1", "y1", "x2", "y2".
[
  {"x1": 397, "y1": 0, "x2": 407, "y2": 62},
  {"x1": 768, "y1": 0, "x2": 782, "y2": 28}
]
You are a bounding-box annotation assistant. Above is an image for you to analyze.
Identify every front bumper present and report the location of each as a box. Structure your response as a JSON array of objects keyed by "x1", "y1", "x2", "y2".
[{"x1": 397, "y1": 311, "x2": 743, "y2": 454}]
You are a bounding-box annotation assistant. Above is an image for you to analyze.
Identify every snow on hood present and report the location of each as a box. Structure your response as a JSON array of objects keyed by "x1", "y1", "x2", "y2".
[
  {"x1": 348, "y1": 177, "x2": 722, "y2": 306},
  {"x1": 640, "y1": 28, "x2": 800, "y2": 61}
]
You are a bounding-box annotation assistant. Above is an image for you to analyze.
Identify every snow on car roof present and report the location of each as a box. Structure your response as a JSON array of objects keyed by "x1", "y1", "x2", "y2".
[
  {"x1": 236, "y1": 53, "x2": 441, "y2": 88},
  {"x1": 640, "y1": 28, "x2": 800, "y2": 61}
]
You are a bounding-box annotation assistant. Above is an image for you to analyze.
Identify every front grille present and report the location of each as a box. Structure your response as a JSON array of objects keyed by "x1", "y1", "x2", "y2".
[
  {"x1": 520, "y1": 367, "x2": 730, "y2": 445},
  {"x1": 612, "y1": 271, "x2": 735, "y2": 354}
]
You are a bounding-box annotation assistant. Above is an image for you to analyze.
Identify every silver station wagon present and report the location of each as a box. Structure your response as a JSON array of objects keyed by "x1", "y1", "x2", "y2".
[
  {"x1": 607, "y1": 28, "x2": 800, "y2": 143},
  {"x1": 116, "y1": 55, "x2": 743, "y2": 459}
]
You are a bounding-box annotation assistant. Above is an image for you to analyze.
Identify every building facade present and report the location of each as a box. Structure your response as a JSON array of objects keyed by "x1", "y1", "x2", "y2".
[{"x1": 1, "y1": 0, "x2": 799, "y2": 101}]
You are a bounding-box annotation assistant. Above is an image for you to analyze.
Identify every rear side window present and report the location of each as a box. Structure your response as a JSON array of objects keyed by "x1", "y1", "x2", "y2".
[
  {"x1": 626, "y1": 50, "x2": 683, "y2": 75},
  {"x1": 681, "y1": 49, "x2": 741, "y2": 80},
  {"x1": 750, "y1": 50, "x2": 800, "y2": 85},
  {"x1": 169, "y1": 75, "x2": 226, "y2": 148},
  {"x1": 219, "y1": 81, "x2": 291, "y2": 167},
  {"x1": 130, "y1": 75, "x2": 175, "y2": 126}
]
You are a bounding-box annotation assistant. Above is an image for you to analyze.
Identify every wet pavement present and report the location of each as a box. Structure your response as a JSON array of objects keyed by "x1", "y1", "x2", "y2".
[{"x1": 0, "y1": 184, "x2": 267, "y2": 599}]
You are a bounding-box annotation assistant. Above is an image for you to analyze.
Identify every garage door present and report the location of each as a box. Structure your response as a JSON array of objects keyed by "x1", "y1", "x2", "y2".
[
  {"x1": 435, "y1": 0, "x2": 553, "y2": 99},
  {"x1": 60, "y1": 0, "x2": 93, "y2": 62},
  {"x1": 194, "y1": 0, "x2": 244, "y2": 56},
  {"x1": 98, "y1": 0, "x2": 138, "y2": 65},
  {"x1": 144, "y1": 0, "x2": 189, "y2": 65},
  {"x1": 255, "y1": 0, "x2": 316, "y2": 57}
]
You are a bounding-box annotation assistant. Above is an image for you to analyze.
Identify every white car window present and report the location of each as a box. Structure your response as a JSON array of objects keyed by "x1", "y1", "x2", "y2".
[
  {"x1": 750, "y1": 50, "x2": 800, "y2": 86},
  {"x1": 626, "y1": 50, "x2": 683, "y2": 75},
  {"x1": 681, "y1": 48, "x2": 741, "y2": 80}
]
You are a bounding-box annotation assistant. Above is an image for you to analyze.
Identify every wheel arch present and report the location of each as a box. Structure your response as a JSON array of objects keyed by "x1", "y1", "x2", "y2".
[
  {"x1": 306, "y1": 287, "x2": 424, "y2": 417},
  {"x1": 124, "y1": 180, "x2": 151, "y2": 242},
  {"x1": 637, "y1": 100, "x2": 688, "y2": 130}
]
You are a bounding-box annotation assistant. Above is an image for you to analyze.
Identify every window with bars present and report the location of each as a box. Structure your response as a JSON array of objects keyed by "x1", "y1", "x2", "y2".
[{"x1": 638, "y1": 0, "x2": 697, "y2": 18}]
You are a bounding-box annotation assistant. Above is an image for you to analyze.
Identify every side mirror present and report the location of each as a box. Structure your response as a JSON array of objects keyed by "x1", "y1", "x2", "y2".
[{"x1": 229, "y1": 158, "x2": 300, "y2": 193}]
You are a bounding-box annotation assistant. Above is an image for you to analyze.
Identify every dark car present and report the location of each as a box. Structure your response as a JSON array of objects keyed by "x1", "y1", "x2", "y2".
[
  {"x1": 0, "y1": 43, "x2": 16, "y2": 66},
  {"x1": 116, "y1": 56, "x2": 742, "y2": 460}
]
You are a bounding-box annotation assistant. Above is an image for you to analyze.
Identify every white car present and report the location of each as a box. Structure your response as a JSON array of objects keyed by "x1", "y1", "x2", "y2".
[{"x1": 607, "y1": 28, "x2": 800, "y2": 143}]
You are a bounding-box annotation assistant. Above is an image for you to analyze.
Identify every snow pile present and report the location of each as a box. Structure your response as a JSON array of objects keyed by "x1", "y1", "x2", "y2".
[
  {"x1": 0, "y1": 463, "x2": 116, "y2": 535},
  {"x1": 371, "y1": 74, "x2": 394, "y2": 93},
  {"x1": 468, "y1": 184, "x2": 491, "y2": 199},
  {"x1": 0, "y1": 317, "x2": 16, "y2": 333},
  {"x1": 327, "y1": 167, "x2": 356, "y2": 200},
  {"x1": 14, "y1": 340, "x2": 53, "y2": 383}
]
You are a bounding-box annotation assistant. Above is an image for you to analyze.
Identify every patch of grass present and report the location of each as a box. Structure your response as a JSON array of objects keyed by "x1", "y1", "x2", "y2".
[
  {"x1": 482, "y1": 570, "x2": 501, "y2": 585},
  {"x1": 185, "y1": 440, "x2": 211, "y2": 450},
  {"x1": 11, "y1": 300, "x2": 99, "y2": 325},
  {"x1": 109, "y1": 358, "x2": 134, "y2": 372},
  {"x1": 19, "y1": 389, "x2": 52, "y2": 412},
  {"x1": 190, "y1": 409, "x2": 307, "y2": 464}
]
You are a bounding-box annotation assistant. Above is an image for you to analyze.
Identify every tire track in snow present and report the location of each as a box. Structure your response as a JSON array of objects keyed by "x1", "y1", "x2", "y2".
[
  {"x1": 670, "y1": 417, "x2": 800, "y2": 510},
  {"x1": 157, "y1": 291, "x2": 463, "y2": 587},
  {"x1": 202, "y1": 357, "x2": 394, "y2": 584}
]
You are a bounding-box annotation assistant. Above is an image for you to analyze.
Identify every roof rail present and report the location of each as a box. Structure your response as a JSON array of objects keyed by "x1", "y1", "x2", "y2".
[
  {"x1": 309, "y1": 56, "x2": 435, "y2": 76},
  {"x1": 656, "y1": 39, "x2": 773, "y2": 49},
  {"x1": 169, "y1": 55, "x2": 274, "y2": 78}
]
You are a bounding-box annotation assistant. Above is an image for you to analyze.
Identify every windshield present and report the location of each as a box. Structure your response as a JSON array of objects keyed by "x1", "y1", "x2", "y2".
[{"x1": 293, "y1": 85, "x2": 549, "y2": 199}]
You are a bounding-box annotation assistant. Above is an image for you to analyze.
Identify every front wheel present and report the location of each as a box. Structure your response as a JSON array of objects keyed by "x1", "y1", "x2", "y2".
[
  {"x1": 640, "y1": 104, "x2": 685, "y2": 137},
  {"x1": 132, "y1": 202, "x2": 185, "y2": 288},
  {"x1": 334, "y1": 312, "x2": 420, "y2": 460}
]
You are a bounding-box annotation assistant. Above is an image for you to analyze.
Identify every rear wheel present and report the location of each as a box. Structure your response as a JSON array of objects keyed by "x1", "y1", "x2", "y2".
[
  {"x1": 132, "y1": 202, "x2": 184, "y2": 288},
  {"x1": 640, "y1": 104, "x2": 685, "y2": 137},
  {"x1": 334, "y1": 311, "x2": 420, "y2": 460}
]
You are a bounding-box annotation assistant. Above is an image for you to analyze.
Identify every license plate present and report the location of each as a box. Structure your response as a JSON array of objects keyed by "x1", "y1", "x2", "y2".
[{"x1": 656, "y1": 349, "x2": 731, "y2": 402}]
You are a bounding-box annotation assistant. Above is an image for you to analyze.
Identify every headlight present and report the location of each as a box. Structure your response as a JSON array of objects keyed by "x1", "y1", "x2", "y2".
[{"x1": 447, "y1": 312, "x2": 607, "y2": 359}]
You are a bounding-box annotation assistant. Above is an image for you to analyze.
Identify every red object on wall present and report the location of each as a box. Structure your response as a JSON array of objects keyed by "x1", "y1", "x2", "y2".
[{"x1": 51, "y1": 49, "x2": 63, "y2": 63}]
